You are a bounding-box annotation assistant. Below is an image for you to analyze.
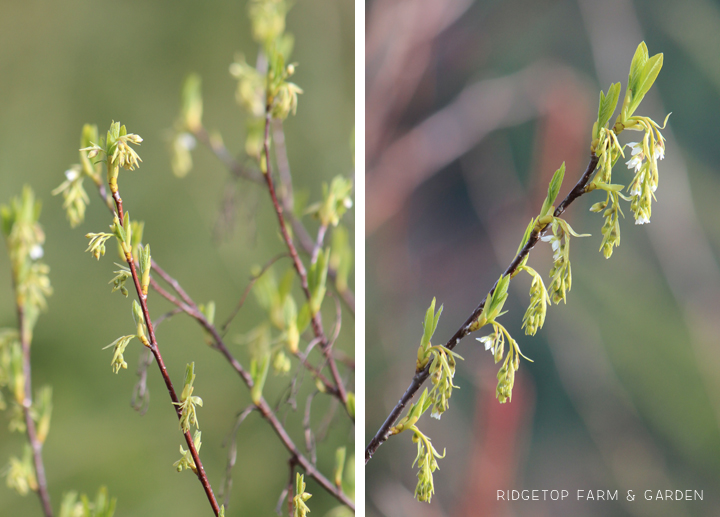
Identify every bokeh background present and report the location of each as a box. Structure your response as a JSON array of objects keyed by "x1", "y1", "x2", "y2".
[
  {"x1": 0, "y1": 0, "x2": 354, "y2": 515},
  {"x1": 366, "y1": 0, "x2": 720, "y2": 516}
]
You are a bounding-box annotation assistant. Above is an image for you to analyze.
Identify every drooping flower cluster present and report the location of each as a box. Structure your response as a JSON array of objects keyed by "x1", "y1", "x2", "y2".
[
  {"x1": 477, "y1": 322, "x2": 531, "y2": 403},
  {"x1": 411, "y1": 426, "x2": 445, "y2": 503},
  {"x1": 543, "y1": 217, "x2": 588, "y2": 304},
  {"x1": 427, "y1": 345, "x2": 463, "y2": 419},
  {"x1": 624, "y1": 118, "x2": 668, "y2": 225},
  {"x1": 520, "y1": 265, "x2": 550, "y2": 336}
]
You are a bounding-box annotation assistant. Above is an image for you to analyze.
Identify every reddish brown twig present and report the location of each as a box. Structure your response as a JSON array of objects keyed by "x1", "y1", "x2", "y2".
[
  {"x1": 15, "y1": 303, "x2": 53, "y2": 517},
  {"x1": 261, "y1": 110, "x2": 350, "y2": 413},
  {"x1": 90, "y1": 151, "x2": 353, "y2": 511},
  {"x1": 145, "y1": 276, "x2": 354, "y2": 509},
  {"x1": 111, "y1": 190, "x2": 220, "y2": 516}
]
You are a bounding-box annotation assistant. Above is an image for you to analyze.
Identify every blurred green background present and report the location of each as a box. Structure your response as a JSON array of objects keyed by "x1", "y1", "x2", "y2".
[
  {"x1": 0, "y1": 0, "x2": 354, "y2": 516},
  {"x1": 366, "y1": 0, "x2": 720, "y2": 516}
]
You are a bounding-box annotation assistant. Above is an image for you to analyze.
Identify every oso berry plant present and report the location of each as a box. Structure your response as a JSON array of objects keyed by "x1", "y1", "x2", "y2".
[
  {"x1": 366, "y1": 42, "x2": 668, "y2": 503},
  {"x1": 1, "y1": 1, "x2": 353, "y2": 516}
]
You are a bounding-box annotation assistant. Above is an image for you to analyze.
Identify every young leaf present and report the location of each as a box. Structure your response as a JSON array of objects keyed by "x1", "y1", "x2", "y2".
[
  {"x1": 597, "y1": 83, "x2": 621, "y2": 132},
  {"x1": 539, "y1": 163, "x2": 565, "y2": 218}
]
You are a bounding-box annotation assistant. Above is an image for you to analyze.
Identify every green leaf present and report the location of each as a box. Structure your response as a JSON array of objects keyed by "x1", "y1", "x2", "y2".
[
  {"x1": 250, "y1": 354, "x2": 270, "y2": 404},
  {"x1": 181, "y1": 74, "x2": 203, "y2": 131},
  {"x1": 539, "y1": 163, "x2": 565, "y2": 218},
  {"x1": 516, "y1": 218, "x2": 535, "y2": 255},
  {"x1": 628, "y1": 42, "x2": 649, "y2": 93},
  {"x1": 297, "y1": 302, "x2": 311, "y2": 334},
  {"x1": 630, "y1": 53, "x2": 663, "y2": 115},
  {"x1": 597, "y1": 83, "x2": 621, "y2": 132},
  {"x1": 334, "y1": 446, "x2": 346, "y2": 487}
]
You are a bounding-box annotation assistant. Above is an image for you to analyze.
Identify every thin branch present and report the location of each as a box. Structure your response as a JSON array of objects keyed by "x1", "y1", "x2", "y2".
[
  {"x1": 220, "y1": 253, "x2": 289, "y2": 333},
  {"x1": 365, "y1": 154, "x2": 601, "y2": 463},
  {"x1": 150, "y1": 264, "x2": 340, "y2": 397},
  {"x1": 276, "y1": 456, "x2": 298, "y2": 517},
  {"x1": 271, "y1": 119, "x2": 295, "y2": 212},
  {"x1": 131, "y1": 346, "x2": 153, "y2": 416},
  {"x1": 303, "y1": 392, "x2": 318, "y2": 464},
  {"x1": 220, "y1": 405, "x2": 256, "y2": 510},
  {"x1": 190, "y1": 122, "x2": 355, "y2": 315},
  {"x1": 129, "y1": 307, "x2": 179, "y2": 415},
  {"x1": 90, "y1": 146, "x2": 353, "y2": 511},
  {"x1": 310, "y1": 224, "x2": 328, "y2": 265},
  {"x1": 111, "y1": 189, "x2": 220, "y2": 516},
  {"x1": 191, "y1": 126, "x2": 264, "y2": 184},
  {"x1": 147, "y1": 270, "x2": 354, "y2": 509},
  {"x1": 15, "y1": 303, "x2": 53, "y2": 517},
  {"x1": 261, "y1": 110, "x2": 350, "y2": 412}
]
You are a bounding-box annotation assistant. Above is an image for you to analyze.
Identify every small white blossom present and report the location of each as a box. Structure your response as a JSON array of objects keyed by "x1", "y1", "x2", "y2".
[
  {"x1": 635, "y1": 214, "x2": 650, "y2": 225},
  {"x1": 654, "y1": 145, "x2": 665, "y2": 161},
  {"x1": 29, "y1": 245, "x2": 44, "y2": 260},
  {"x1": 177, "y1": 132, "x2": 197, "y2": 151},
  {"x1": 430, "y1": 411, "x2": 441, "y2": 420},
  {"x1": 476, "y1": 336, "x2": 493, "y2": 351},
  {"x1": 64, "y1": 169, "x2": 79, "y2": 182},
  {"x1": 625, "y1": 142, "x2": 644, "y2": 171},
  {"x1": 627, "y1": 142, "x2": 643, "y2": 155}
]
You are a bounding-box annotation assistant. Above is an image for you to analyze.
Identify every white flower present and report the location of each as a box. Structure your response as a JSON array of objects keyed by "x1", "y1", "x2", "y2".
[
  {"x1": 626, "y1": 154, "x2": 643, "y2": 171},
  {"x1": 635, "y1": 214, "x2": 650, "y2": 225},
  {"x1": 625, "y1": 142, "x2": 644, "y2": 171},
  {"x1": 65, "y1": 169, "x2": 79, "y2": 182},
  {"x1": 430, "y1": 411, "x2": 442, "y2": 420},
  {"x1": 627, "y1": 142, "x2": 643, "y2": 155},
  {"x1": 541, "y1": 234, "x2": 562, "y2": 260},
  {"x1": 29, "y1": 245, "x2": 44, "y2": 260},
  {"x1": 476, "y1": 336, "x2": 493, "y2": 351},
  {"x1": 654, "y1": 145, "x2": 665, "y2": 161},
  {"x1": 177, "y1": 132, "x2": 197, "y2": 151}
]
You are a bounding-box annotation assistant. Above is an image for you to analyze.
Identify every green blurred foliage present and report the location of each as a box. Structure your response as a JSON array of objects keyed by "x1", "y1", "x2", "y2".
[{"x1": 0, "y1": 0, "x2": 353, "y2": 515}]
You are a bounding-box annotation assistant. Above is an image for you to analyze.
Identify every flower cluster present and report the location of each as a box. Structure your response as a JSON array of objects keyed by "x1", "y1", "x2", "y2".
[
  {"x1": 59, "y1": 486, "x2": 117, "y2": 517},
  {"x1": 52, "y1": 166, "x2": 89, "y2": 228},
  {"x1": 85, "y1": 232, "x2": 113, "y2": 260},
  {"x1": 80, "y1": 121, "x2": 143, "y2": 193},
  {"x1": 103, "y1": 335, "x2": 135, "y2": 374},
  {"x1": 293, "y1": 473, "x2": 312, "y2": 517},
  {"x1": 109, "y1": 264, "x2": 132, "y2": 297},
  {"x1": 5, "y1": 445, "x2": 37, "y2": 496},
  {"x1": 543, "y1": 217, "x2": 588, "y2": 304},
  {"x1": 477, "y1": 322, "x2": 531, "y2": 403},
  {"x1": 1, "y1": 187, "x2": 53, "y2": 314},
  {"x1": 427, "y1": 345, "x2": 463, "y2": 419},
  {"x1": 306, "y1": 176, "x2": 355, "y2": 228},
  {"x1": 623, "y1": 118, "x2": 668, "y2": 224},
  {"x1": 411, "y1": 427, "x2": 445, "y2": 503},
  {"x1": 174, "y1": 430, "x2": 202, "y2": 473},
  {"x1": 173, "y1": 363, "x2": 204, "y2": 433},
  {"x1": 520, "y1": 265, "x2": 550, "y2": 336}
]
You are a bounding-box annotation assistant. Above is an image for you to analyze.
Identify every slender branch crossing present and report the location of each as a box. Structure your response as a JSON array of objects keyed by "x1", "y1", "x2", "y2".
[
  {"x1": 187, "y1": 123, "x2": 355, "y2": 315},
  {"x1": 92, "y1": 181, "x2": 353, "y2": 509},
  {"x1": 261, "y1": 110, "x2": 350, "y2": 412}
]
